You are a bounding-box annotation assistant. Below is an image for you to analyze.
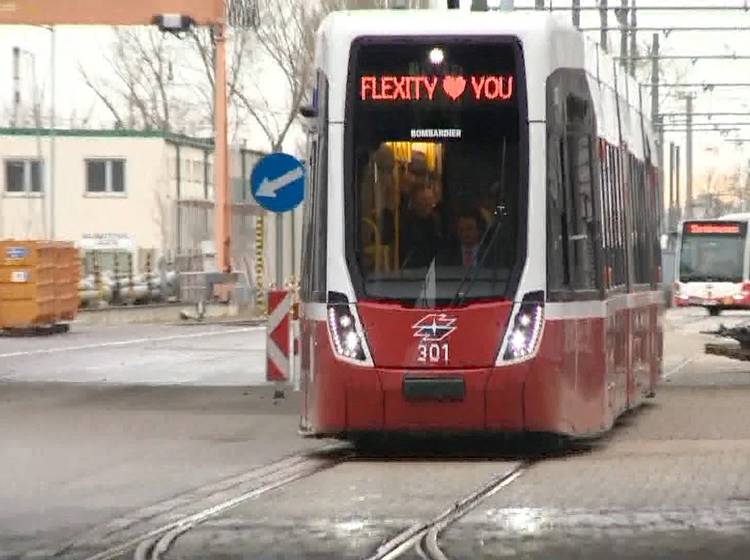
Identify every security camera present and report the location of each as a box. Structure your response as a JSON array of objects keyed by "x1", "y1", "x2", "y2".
[{"x1": 151, "y1": 14, "x2": 195, "y2": 34}]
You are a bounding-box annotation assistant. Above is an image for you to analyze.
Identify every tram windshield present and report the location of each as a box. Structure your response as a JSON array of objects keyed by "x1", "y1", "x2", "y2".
[
  {"x1": 679, "y1": 221, "x2": 747, "y2": 283},
  {"x1": 347, "y1": 38, "x2": 527, "y2": 306}
]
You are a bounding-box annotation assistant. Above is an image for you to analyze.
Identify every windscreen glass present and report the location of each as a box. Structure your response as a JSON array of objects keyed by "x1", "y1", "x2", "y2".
[
  {"x1": 347, "y1": 38, "x2": 527, "y2": 306},
  {"x1": 679, "y1": 221, "x2": 747, "y2": 282}
]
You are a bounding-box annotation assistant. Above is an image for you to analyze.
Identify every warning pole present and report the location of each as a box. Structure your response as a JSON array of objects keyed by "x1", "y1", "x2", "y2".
[{"x1": 214, "y1": 23, "x2": 231, "y2": 274}]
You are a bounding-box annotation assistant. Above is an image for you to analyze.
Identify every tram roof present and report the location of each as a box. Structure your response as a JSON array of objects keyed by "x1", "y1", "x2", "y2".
[
  {"x1": 318, "y1": 9, "x2": 654, "y2": 157},
  {"x1": 321, "y1": 9, "x2": 569, "y2": 36}
]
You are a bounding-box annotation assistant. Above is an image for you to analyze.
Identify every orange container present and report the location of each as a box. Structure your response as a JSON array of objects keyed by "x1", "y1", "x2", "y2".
[{"x1": 0, "y1": 240, "x2": 80, "y2": 329}]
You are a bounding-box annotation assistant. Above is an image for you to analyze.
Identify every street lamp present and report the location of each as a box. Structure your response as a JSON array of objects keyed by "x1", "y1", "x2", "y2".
[
  {"x1": 12, "y1": 46, "x2": 37, "y2": 126},
  {"x1": 12, "y1": 26, "x2": 56, "y2": 240},
  {"x1": 44, "y1": 26, "x2": 56, "y2": 240}
]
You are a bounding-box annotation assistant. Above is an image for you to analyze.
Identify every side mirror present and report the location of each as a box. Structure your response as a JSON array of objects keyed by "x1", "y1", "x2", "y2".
[{"x1": 299, "y1": 104, "x2": 318, "y2": 118}]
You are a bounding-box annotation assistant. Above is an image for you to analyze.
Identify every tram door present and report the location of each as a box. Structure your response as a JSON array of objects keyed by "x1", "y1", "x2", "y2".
[{"x1": 299, "y1": 70, "x2": 330, "y2": 430}]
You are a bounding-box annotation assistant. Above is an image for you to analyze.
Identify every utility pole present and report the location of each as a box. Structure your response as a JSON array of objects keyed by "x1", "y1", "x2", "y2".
[
  {"x1": 676, "y1": 145, "x2": 681, "y2": 220},
  {"x1": 214, "y1": 22, "x2": 230, "y2": 274},
  {"x1": 651, "y1": 33, "x2": 662, "y2": 228},
  {"x1": 686, "y1": 94, "x2": 694, "y2": 219},
  {"x1": 651, "y1": 34, "x2": 659, "y2": 144},
  {"x1": 629, "y1": 0, "x2": 637, "y2": 77},
  {"x1": 49, "y1": 27, "x2": 56, "y2": 239},
  {"x1": 669, "y1": 142, "x2": 675, "y2": 231},
  {"x1": 600, "y1": 0, "x2": 608, "y2": 50},
  {"x1": 572, "y1": 0, "x2": 580, "y2": 28},
  {"x1": 12, "y1": 46, "x2": 20, "y2": 127},
  {"x1": 620, "y1": 0, "x2": 629, "y2": 70},
  {"x1": 276, "y1": 214, "x2": 283, "y2": 287}
]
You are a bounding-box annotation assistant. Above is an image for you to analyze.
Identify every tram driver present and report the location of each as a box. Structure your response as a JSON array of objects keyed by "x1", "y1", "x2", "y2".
[{"x1": 399, "y1": 184, "x2": 442, "y2": 268}]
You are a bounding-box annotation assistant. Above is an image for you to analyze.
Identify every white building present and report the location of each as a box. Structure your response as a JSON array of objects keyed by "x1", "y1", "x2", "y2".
[{"x1": 0, "y1": 128, "x2": 299, "y2": 288}]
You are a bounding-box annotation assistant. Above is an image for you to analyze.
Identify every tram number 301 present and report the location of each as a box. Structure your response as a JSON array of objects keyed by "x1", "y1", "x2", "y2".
[{"x1": 417, "y1": 342, "x2": 449, "y2": 363}]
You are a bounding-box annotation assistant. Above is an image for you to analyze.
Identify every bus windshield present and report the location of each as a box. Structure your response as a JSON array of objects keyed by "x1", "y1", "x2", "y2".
[
  {"x1": 679, "y1": 221, "x2": 747, "y2": 283},
  {"x1": 346, "y1": 38, "x2": 527, "y2": 306}
]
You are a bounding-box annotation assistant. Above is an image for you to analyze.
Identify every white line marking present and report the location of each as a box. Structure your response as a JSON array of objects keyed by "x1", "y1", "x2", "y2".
[
  {"x1": 0, "y1": 327, "x2": 263, "y2": 359},
  {"x1": 663, "y1": 356, "x2": 699, "y2": 379}
]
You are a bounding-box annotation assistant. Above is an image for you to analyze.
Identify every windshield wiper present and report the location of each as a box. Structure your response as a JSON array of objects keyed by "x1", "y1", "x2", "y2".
[
  {"x1": 449, "y1": 205, "x2": 507, "y2": 307},
  {"x1": 449, "y1": 137, "x2": 508, "y2": 307}
]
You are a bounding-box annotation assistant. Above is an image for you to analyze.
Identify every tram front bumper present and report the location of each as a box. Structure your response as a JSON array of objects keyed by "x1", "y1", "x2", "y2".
[{"x1": 340, "y1": 366, "x2": 529, "y2": 434}]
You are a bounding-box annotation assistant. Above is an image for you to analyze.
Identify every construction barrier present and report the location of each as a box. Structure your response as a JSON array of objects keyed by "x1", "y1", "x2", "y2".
[
  {"x1": 266, "y1": 289, "x2": 291, "y2": 382},
  {"x1": 0, "y1": 240, "x2": 79, "y2": 330}
]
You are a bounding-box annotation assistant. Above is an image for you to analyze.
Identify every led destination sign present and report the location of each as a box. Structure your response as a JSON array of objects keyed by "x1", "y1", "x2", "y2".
[
  {"x1": 360, "y1": 74, "x2": 514, "y2": 102},
  {"x1": 685, "y1": 222, "x2": 743, "y2": 235}
]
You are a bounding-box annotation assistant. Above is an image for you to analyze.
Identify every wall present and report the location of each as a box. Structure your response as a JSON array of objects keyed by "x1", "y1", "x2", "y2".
[
  {"x1": 0, "y1": 131, "x2": 170, "y2": 258},
  {"x1": 0, "y1": 130, "x2": 302, "y2": 287}
]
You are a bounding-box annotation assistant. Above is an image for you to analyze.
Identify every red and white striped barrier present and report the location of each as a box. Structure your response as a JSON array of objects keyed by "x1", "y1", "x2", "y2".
[{"x1": 266, "y1": 289, "x2": 291, "y2": 382}]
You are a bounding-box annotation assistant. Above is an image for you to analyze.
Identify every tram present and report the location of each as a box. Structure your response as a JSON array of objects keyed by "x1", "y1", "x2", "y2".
[
  {"x1": 674, "y1": 214, "x2": 750, "y2": 316},
  {"x1": 298, "y1": 8, "x2": 663, "y2": 439}
]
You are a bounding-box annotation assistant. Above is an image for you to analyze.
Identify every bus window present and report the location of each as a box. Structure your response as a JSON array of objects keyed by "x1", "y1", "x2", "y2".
[{"x1": 679, "y1": 222, "x2": 747, "y2": 283}]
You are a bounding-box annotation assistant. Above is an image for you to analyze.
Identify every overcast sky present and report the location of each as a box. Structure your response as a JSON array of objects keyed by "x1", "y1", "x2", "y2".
[{"x1": 1, "y1": 0, "x2": 749, "y2": 179}]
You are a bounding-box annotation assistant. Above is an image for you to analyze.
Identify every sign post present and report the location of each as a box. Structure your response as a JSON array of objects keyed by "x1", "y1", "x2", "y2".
[{"x1": 251, "y1": 153, "x2": 305, "y2": 393}]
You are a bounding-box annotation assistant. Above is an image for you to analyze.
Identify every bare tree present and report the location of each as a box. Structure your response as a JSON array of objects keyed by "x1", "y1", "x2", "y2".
[
  {"x1": 81, "y1": 2, "x2": 255, "y2": 135},
  {"x1": 235, "y1": 0, "x2": 387, "y2": 152},
  {"x1": 81, "y1": 0, "x2": 399, "y2": 146},
  {"x1": 81, "y1": 28, "x2": 177, "y2": 131},
  {"x1": 234, "y1": 0, "x2": 321, "y2": 151},
  {"x1": 186, "y1": 25, "x2": 253, "y2": 133}
]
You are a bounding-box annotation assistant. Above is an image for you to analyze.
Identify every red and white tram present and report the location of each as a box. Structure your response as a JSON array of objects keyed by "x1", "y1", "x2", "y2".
[{"x1": 298, "y1": 9, "x2": 663, "y2": 439}]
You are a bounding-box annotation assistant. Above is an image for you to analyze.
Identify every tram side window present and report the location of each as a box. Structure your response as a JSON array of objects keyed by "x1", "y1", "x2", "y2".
[
  {"x1": 546, "y1": 79, "x2": 571, "y2": 296},
  {"x1": 627, "y1": 155, "x2": 656, "y2": 286},
  {"x1": 599, "y1": 140, "x2": 611, "y2": 288},
  {"x1": 547, "y1": 133, "x2": 570, "y2": 294},
  {"x1": 566, "y1": 97, "x2": 597, "y2": 292},
  {"x1": 610, "y1": 146, "x2": 627, "y2": 288},
  {"x1": 300, "y1": 139, "x2": 316, "y2": 301},
  {"x1": 631, "y1": 156, "x2": 648, "y2": 285},
  {"x1": 601, "y1": 142, "x2": 615, "y2": 289},
  {"x1": 650, "y1": 167, "x2": 661, "y2": 282},
  {"x1": 300, "y1": 70, "x2": 329, "y2": 302},
  {"x1": 546, "y1": 70, "x2": 601, "y2": 299}
]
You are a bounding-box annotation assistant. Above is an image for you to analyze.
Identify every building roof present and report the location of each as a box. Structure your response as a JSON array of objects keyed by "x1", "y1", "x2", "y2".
[{"x1": 0, "y1": 127, "x2": 215, "y2": 150}]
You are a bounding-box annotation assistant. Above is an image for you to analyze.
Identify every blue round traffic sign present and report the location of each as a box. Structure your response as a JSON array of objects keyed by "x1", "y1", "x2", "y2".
[{"x1": 250, "y1": 153, "x2": 305, "y2": 213}]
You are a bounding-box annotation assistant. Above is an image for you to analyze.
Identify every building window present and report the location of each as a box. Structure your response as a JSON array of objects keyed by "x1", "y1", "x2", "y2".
[
  {"x1": 86, "y1": 159, "x2": 126, "y2": 194},
  {"x1": 4, "y1": 159, "x2": 43, "y2": 194}
]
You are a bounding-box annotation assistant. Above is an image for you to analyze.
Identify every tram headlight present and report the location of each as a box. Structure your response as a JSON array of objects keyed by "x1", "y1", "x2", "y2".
[
  {"x1": 499, "y1": 296, "x2": 545, "y2": 363},
  {"x1": 327, "y1": 305, "x2": 367, "y2": 362},
  {"x1": 428, "y1": 47, "x2": 444, "y2": 64}
]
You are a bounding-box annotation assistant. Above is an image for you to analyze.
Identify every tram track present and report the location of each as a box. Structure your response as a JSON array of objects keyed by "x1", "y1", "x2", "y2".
[
  {"x1": 132, "y1": 453, "x2": 528, "y2": 560},
  {"x1": 19, "y1": 446, "x2": 349, "y2": 560},
  {"x1": 368, "y1": 462, "x2": 529, "y2": 560},
  {"x1": 33, "y1": 440, "x2": 534, "y2": 560},
  {"x1": 129, "y1": 451, "x2": 341, "y2": 560},
  {"x1": 122, "y1": 447, "x2": 349, "y2": 560}
]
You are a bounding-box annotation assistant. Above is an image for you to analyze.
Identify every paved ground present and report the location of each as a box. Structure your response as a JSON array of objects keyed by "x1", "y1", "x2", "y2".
[
  {"x1": 163, "y1": 308, "x2": 750, "y2": 559},
  {"x1": 2, "y1": 307, "x2": 750, "y2": 559},
  {"x1": 0, "y1": 384, "x2": 321, "y2": 560},
  {"x1": 0, "y1": 323, "x2": 267, "y2": 385}
]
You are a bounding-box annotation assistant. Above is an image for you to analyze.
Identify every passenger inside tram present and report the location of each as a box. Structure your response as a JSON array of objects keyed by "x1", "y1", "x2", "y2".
[
  {"x1": 358, "y1": 140, "x2": 514, "y2": 271},
  {"x1": 400, "y1": 184, "x2": 441, "y2": 268},
  {"x1": 354, "y1": 135, "x2": 519, "y2": 304},
  {"x1": 436, "y1": 207, "x2": 487, "y2": 269}
]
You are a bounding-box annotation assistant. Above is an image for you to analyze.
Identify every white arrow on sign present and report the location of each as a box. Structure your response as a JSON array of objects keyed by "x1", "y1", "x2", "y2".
[{"x1": 256, "y1": 167, "x2": 304, "y2": 198}]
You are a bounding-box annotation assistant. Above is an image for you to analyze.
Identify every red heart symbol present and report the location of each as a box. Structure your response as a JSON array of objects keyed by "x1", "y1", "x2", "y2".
[{"x1": 442, "y1": 75, "x2": 466, "y2": 100}]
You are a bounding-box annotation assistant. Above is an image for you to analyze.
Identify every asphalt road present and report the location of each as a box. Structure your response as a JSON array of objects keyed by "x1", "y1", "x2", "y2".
[
  {"x1": 0, "y1": 323, "x2": 267, "y2": 385},
  {"x1": 1, "y1": 308, "x2": 750, "y2": 559}
]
